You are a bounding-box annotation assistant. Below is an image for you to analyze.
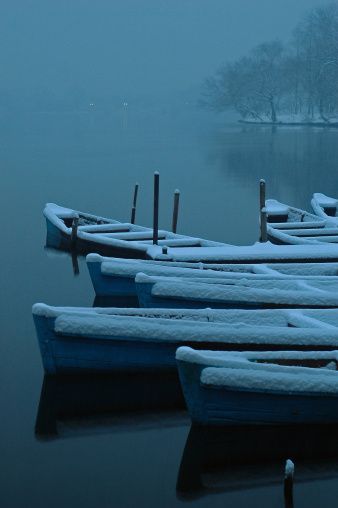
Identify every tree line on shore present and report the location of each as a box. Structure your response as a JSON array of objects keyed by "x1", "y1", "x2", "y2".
[{"x1": 203, "y1": 2, "x2": 338, "y2": 123}]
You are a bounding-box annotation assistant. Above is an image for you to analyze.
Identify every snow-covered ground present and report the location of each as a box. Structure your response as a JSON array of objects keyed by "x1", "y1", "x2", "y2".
[{"x1": 240, "y1": 113, "x2": 338, "y2": 126}]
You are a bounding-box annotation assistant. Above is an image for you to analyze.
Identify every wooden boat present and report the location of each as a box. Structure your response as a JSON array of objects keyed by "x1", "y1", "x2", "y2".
[
  {"x1": 311, "y1": 193, "x2": 338, "y2": 221},
  {"x1": 44, "y1": 203, "x2": 224, "y2": 257},
  {"x1": 45, "y1": 203, "x2": 338, "y2": 263},
  {"x1": 35, "y1": 371, "x2": 186, "y2": 440},
  {"x1": 33, "y1": 304, "x2": 338, "y2": 374},
  {"x1": 265, "y1": 199, "x2": 338, "y2": 245},
  {"x1": 87, "y1": 254, "x2": 338, "y2": 298},
  {"x1": 177, "y1": 423, "x2": 338, "y2": 498},
  {"x1": 135, "y1": 272, "x2": 338, "y2": 309},
  {"x1": 176, "y1": 347, "x2": 338, "y2": 425}
]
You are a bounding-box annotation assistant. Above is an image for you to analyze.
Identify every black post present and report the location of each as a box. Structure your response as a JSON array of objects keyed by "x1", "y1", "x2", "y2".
[
  {"x1": 153, "y1": 172, "x2": 159, "y2": 245},
  {"x1": 284, "y1": 459, "x2": 294, "y2": 508},
  {"x1": 172, "y1": 189, "x2": 180, "y2": 233},
  {"x1": 259, "y1": 179, "x2": 267, "y2": 242},
  {"x1": 130, "y1": 183, "x2": 139, "y2": 224}
]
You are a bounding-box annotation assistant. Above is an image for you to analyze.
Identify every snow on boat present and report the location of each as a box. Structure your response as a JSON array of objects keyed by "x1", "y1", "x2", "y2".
[
  {"x1": 135, "y1": 272, "x2": 338, "y2": 309},
  {"x1": 87, "y1": 254, "x2": 338, "y2": 297},
  {"x1": 265, "y1": 199, "x2": 338, "y2": 245},
  {"x1": 176, "y1": 347, "x2": 338, "y2": 425},
  {"x1": 44, "y1": 202, "x2": 338, "y2": 261},
  {"x1": 33, "y1": 304, "x2": 338, "y2": 374},
  {"x1": 146, "y1": 242, "x2": 338, "y2": 263},
  {"x1": 44, "y1": 203, "x2": 224, "y2": 257},
  {"x1": 35, "y1": 371, "x2": 186, "y2": 440},
  {"x1": 177, "y1": 424, "x2": 338, "y2": 498},
  {"x1": 311, "y1": 193, "x2": 338, "y2": 221}
]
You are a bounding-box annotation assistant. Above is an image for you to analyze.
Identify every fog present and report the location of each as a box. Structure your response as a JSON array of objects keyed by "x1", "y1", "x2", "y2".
[{"x1": 0, "y1": 0, "x2": 325, "y2": 105}]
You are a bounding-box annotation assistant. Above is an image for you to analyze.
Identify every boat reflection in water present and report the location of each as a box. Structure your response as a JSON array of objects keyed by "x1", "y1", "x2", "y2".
[
  {"x1": 35, "y1": 370, "x2": 187, "y2": 440},
  {"x1": 177, "y1": 424, "x2": 338, "y2": 500},
  {"x1": 93, "y1": 294, "x2": 139, "y2": 308}
]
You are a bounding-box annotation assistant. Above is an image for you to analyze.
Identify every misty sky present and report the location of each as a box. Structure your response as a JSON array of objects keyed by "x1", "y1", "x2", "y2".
[{"x1": 0, "y1": 0, "x2": 328, "y2": 100}]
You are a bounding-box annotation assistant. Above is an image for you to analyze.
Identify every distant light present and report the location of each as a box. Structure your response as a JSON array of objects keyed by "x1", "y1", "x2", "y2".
[
  {"x1": 89, "y1": 103, "x2": 94, "y2": 107},
  {"x1": 123, "y1": 102, "x2": 128, "y2": 107}
]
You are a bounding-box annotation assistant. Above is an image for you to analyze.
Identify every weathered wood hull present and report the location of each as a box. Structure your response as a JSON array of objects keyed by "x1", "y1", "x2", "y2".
[
  {"x1": 45, "y1": 216, "x2": 149, "y2": 258},
  {"x1": 87, "y1": 259, "x2": 137, "y2": 296},
  {"x1": 177, "y1": 359, "x2": 338, "y2": 425},
  {"x1": 33, "y1": 310, "x2": 338, "y2": 375}
]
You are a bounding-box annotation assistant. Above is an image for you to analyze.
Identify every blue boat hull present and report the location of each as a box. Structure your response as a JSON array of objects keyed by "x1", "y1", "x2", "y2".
[
  {"x1": 45, "y1": 217, "x2": 148, "y2": 258},
  {"x1": 87, "y1": 261, "x2": 136, "y2": 297},
  {"x1": 34, "y1": 314, "x2": 178, "y2": 374},
  {"x1": 177, "y1": 360, "x2": 338, "y2": 425},
  {"x1": 34, "y1": 313, "x2": 334, "y2": 374}
]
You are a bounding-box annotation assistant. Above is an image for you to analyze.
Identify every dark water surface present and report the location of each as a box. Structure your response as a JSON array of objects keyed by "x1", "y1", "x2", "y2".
[{"x1": 1, "y1": 108, "x2": 338, "y2": 507}]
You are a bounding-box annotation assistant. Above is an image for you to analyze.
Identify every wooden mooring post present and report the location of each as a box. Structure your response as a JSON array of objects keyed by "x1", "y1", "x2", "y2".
[
  {"x1": 153, "y1": 172, "x2": 159, "y2": 245},
  {"x1": 284, "y1": 459, "x2": 294, "y2": 508},
  {"x1": 172, "y1": 189, "x2": 180, "y2": 233},
  {"x1": 130, "y1": 183, "x2": 139, "y2": 224},
  {"x1": 259, "y1": 179, "x2": 267, "y2": 242}
]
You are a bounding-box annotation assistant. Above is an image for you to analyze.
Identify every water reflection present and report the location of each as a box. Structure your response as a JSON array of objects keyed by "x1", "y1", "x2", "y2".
[
  {"x1": 5, "y1": 109, "x2": 338, "y2": 507},
  {"x1": 177, "y1": 424, "x2": 338, "y2": 501},
  {"x1": 214, "y1": 125, "x2": 338, "y2": 210},
  {"x1": 44, "y1": 247, "x2": 81, "y2": 277},
  {"x1": 35, "y1": 371, "x2": 186, "y2": 440},
  {"x1": 71, "y1": 251, "x2": 80, "y2": 276},
  {"x1": 93, "y1": 295, "x2": 139, "y2": 308}
]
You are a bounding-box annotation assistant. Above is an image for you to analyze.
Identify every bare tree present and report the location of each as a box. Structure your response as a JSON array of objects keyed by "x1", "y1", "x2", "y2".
[{"x1": 203, "y1": 2, "x2": 338, "y2": 123}]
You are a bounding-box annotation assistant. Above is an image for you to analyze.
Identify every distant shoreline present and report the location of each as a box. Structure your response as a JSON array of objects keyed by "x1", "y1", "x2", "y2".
[{"x1": 239, "y1": 119, "x2": 338, "y2": 128}]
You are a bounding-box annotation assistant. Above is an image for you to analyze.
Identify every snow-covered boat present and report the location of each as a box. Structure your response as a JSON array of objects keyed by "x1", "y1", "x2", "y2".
[
  {"x1": 176, "y1": 347, "x2": 338, "y2": 425},
  {"x1": 177, "y1": 424, "x2": 338, "y2": 498},
  {"x1": 311, "y1": 193, "x2": 338, "y2": 221},
  {"x1": 33, "y1": 304, "x2": 338, "y2": 373},
  {"x1": 145, "y1": 242, "x2": 338, "y2": 263},
  {"x1": 135, "y1": 272, "x2": 338, "y2": 309},
  {"x1": 265, "y1": 199, "x2": 338, "y2": 245},
  {"x1": 87, "y1": 253, "x2": 338, "y2": 298},
  {"x1": 44, "y1": 203, "x2": 338, "y2": 262},
  {"x1": 44, "y1": 203, "x2": 224, "y2": 257},
  {"x1": 35, "y1": 371, "x2": 186, "y2": 439}
]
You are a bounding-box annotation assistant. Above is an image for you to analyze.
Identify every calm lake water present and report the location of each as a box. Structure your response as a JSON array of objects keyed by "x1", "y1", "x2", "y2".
[{"x1": 1, "y1": 106, "x2": 338, "y2": 508}]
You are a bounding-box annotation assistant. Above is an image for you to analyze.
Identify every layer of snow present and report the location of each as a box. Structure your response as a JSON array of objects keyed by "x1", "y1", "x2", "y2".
[
  {"x1": 147, "y1": 242, "x2": 338, "y2": 262},
  {"x1": 44, "y1": 203, "x2": 227, "y2": 251},
  {"x1": 201, "y1": 365, "x2": 338, "y2": 394},
  {"x1": 176, "y1": 346, "x2": 338, "y2": 366},
  {"x1": 99, "y1": 259, "x2": 305, "y2": 281},
  {"x1": 285, "y1": 460, "x2": 295, "y2": 478},
  {"x1": 265, "y1": 199, "x2": 289, "y2": 216},
  {"x1": 137, "y1": 272, "x2": 338, "y2": 291},
  {"x1": 242, "y1": 113, "x2": 338, "y2": 125},
  {"x1": 88, "y1": 254, "x2": 338, "y2": 277},
  {"x1": 34, "y1": 303, "x2": 338, "y2": 330},
  {"x1": 270, "y1": 221, "x2": 325, "y2": 230},
  {"x1": 138, "y1": 272, "x2": 338, "y2": 306},
  {"x1": 49, "y1": 309, "x2": 338, "y2": 346},
  {"x1": 313, "y1": 193, "x2": 337, "y2": 208}
]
